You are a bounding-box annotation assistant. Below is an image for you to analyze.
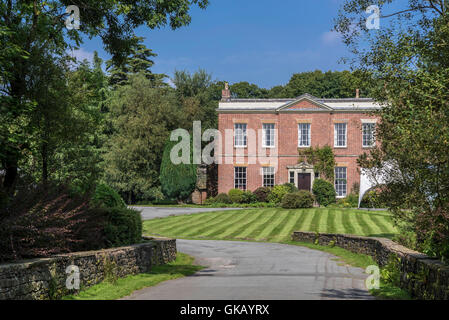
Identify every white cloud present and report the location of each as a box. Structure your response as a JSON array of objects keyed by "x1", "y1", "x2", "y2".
[
  {"x1": 69, "y1": 48, "x2": 95, "y2": 63},
  {"x1": 321, "y1": 30, "x2": 342, "y2": 45}
]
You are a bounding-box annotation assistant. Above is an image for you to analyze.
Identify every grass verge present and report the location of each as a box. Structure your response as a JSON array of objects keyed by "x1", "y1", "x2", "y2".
[{"x1": 62, "y1": 253, "x2": 204, "y2": 300}]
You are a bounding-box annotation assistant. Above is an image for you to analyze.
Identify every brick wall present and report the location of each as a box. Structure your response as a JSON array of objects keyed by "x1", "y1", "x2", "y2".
[{"x1": 217, "y1": 105, "x2": 378, "y2": 194}]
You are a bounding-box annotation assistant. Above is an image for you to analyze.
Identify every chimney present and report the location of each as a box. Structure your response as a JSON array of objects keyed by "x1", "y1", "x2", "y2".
[
  {"x1": 222, "y1": 82, "x2": 231, "y2": 101},
  {"x1": 355, "y1": 88, "x2": 360, "y2": 99}
]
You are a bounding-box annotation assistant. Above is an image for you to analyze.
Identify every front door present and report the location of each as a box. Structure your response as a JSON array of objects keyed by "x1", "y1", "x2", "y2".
[{"x1": 297, "y1": 173, "x2": 311, "y2": 191}]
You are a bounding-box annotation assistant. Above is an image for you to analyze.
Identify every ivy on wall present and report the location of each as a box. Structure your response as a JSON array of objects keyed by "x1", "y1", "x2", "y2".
[{"x1": 298, "y1": 145, "x2": 336, "y2": 181}]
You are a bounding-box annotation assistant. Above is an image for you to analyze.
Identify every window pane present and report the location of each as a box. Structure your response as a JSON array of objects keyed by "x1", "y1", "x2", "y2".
[
  {"x1": 362, "y1": 123, "x2": 375, "y2": 147},
  {"x1": 289, "y1": 171, "x2": 295, "y2": 184},
  {"x1": 334, "y1": 123, "x2": 347, "y2": 147},
  {"x1": 262, "y1": 123, "x2": 275, "y2": 147},
  {"x1": 334, "y1": 167, "x2": 347, "y2": 197},
  {"x1": 262, "y1": 167, "x2": 275, "y2": 187},
  {"x1": 298, "y1": 123, "x2": 311, "y2": 147},
  {"x1": 234, "y1": 123, "x2": 247, "y2": 147},
  {"x1": 234, "y1": 167, "x2": 247, "y2": 190}
]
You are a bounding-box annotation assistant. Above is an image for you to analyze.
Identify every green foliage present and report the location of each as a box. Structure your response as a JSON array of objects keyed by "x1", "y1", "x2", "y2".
[
  {"x1": 92, "y1": 184, "x2": 127, "y2": 208},
  {"x1": 241, "y1": 191, "x2": 258, "y2": 204},
  {"x1": 267, "y1": 185, "x2": 291, "y2": 204},
  {"x1": 214, "y1": 193, "x2": 231, "y2": 204},
  {"x1": 104, "y1": 74, "x2": 182, "y2": 203},
  {"x1": 281, "y1": 191, "x2": 314, "y2": 209},
  {"x1": 298, "y1": 146, "x2": 335, "y2": 181},
  {"x1": 253, "y1": 187, "x2": 271, "y2": 202},
  {"x1": 282, "y1": 183, "x2": 299, "y2": 193},
  {"x1": 104, "y1": 207, "x2": 142, "y2": 247},
  {"x1": 159, "y1": 139, "x2": 197, "y2": 202},
  {"x1": 312, "y1": 179, "x2": 336, "y2": 207},
  {"x1": 360, "y1": 190, "x2": 386, "y2": 208},
  {"x1": 228, "y1": 189, "x2": 244, "y2": 203}
]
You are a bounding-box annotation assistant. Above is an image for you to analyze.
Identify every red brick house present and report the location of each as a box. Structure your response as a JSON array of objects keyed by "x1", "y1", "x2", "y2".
[{"x1": 216, "y1": 85, "x2": 380, "y2": 198}]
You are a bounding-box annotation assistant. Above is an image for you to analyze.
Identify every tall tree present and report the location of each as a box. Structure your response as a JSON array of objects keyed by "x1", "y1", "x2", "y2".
[
  {"x1": 335, "y1": 1, "x2": 449, "y2": 259},
  {"x1": 0, "y1": 0, "x2": 209, "y2": 195},
  {"x1": 106, "y1": 36, "x2": 165, "y2": 87},
  {"x1": 103, "y1": 74, "x2": 181, "y2": 203}
]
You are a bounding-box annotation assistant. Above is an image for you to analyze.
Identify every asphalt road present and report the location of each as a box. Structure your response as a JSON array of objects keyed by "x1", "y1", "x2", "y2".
[
  {"x1": 131, "y1": 206, "x2": 242, "y2": 220},
  {"x1": 123, "y1": 239, "x2": 374, "y2": 300}
]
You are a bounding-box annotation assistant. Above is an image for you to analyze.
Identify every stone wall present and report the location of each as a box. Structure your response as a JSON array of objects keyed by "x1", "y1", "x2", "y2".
[
  {"x1": 291, "y1": 231, "x2": 449, "y2": 300},
  {"x1": 0, "y1": 237, "x2": 176, "y2": 300}
]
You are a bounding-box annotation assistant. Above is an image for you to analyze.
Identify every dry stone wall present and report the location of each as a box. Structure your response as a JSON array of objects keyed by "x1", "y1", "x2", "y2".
[
  {"x1": 0, "y1": 237, "x2": 176, "y2": 300},
  {"x1": 292, "y1": 231, "x2": 449, "y2": 300}
]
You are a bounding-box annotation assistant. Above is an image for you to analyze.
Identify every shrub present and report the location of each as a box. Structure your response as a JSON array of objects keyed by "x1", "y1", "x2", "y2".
[
  {"x1": 103, "y1": 207, "x2": 142, "y2": 247},
  {"x1": 0, "y1": 184, "x2": 106, "y2": 262},
  {"x1": 215, "y1": 193, "x2": 231, "y2": 204},
  {"x1": 253, "y1": 187, "x2": 271, "y2": 202},
  {"x1": 312, "y1": 179, "x2": 336, "y2": 207},
  {"x1": 282, "y1": 183, "x2": 298, "y2": 193},
  {"x1": 241, "y1": 191, "x2": 258, "y2": 204},
  {"x1": 360, "y1": 189, "x2": 387, "y2": 208},
  {"x1": 228, "y1": 188, "x2": 244, "y2": 203},
  {"x1": 160, "y1": 139, "x2": 197, "y2": 201},
  {"x1": 281, "y1": 191, "x2": 315, "y2": 209},
  {"x1": 91, "y1": 184, "x2": 127, "y2": 208},
  {"x1": 267, "y1": 185, "x2": 290, "y2": 204}
]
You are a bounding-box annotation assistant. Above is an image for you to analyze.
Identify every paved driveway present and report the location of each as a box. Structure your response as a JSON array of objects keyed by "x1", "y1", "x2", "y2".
[
  {"x1": 123, "y1": 239, "x2": 374, "y2": 300},
  {"x1": 130, "y1": 206, "x2": 242, "y2": 221}
]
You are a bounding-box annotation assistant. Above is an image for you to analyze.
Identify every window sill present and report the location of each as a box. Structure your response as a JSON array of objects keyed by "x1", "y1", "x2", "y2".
[
  {"x1": 334, "y1": 146, "x2": 347, "y2": 149},
  {"x1": 298, "y1": 145, "x2": 311, "y2": 148},
  {"x1": 262, "y1": 146, "x2": 276, "y2": 149}
]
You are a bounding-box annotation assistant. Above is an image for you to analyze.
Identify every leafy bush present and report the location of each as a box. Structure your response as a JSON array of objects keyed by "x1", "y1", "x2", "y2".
[
  {"x1": 0, "y1": 184, "x2": 106, "y2": 262},
  {"x1": 241, "y1": 191, "x2": 258, "y2": 204},
  {"x1": 228, "y1": 188, "x2": 244, "y2": 203},
  {"x1": 160, "y1": 139, "x2": 197, "y2": 201},
  {"x1": 360, "y1": 189, "x2": 387, "y2": 208},
  {"x1": 215, "y1": 193, "x2": 231, "y2": 204},
  {"x1": 282, "y1": 183, "x2": 298, "y2": 193},
  {"x1": 267, "y1": 185, "x2": 290, "y2": 204},
  {"x1": 103, "y1": 207, "x2": 142, "y2": 247},
  {"x1": 281, "y1": 191, "x2": 314, "y2": 209},
  {"x1": 253, "y1": 187, "x2": 271, "y2": 202},
  {"x1": 91, "y1": 184, "x2": 127, "y2": 208},
  {"x1": 312, "y1": 179, "x2": 336, "y2": 207}
]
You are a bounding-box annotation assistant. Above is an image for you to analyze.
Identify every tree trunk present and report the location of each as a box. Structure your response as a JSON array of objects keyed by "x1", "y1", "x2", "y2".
[{"x1": 2, "y1": 157, "x2": 18, "y2": 196}]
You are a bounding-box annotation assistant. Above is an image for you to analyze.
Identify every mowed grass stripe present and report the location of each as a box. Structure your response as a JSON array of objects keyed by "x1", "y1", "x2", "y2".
[
  {"x1": 222, "y1": 210, "x2": 268, "y2": 239},
  {"x1": 181, "y1": 211, "x2": 242, "y2": 237},
  {"x1": 326, "y1": 209, "x2": 336, "y2": 233},
  {"x1": 173, "y1": 211, "x2": 235, "y2": 237},
  {"x1": 317, "y1": 209, "x2": 329, "y2": 233},
  {"x1": 363, "y1": 212, "x2": 384, "y2": 236},
  {"x1": 341, "y1": 210, "x2": 356, "y2": 234},
  {"x1": 309, "y1": 209, "x2": 322, "y2": 231},
  {"x1": 152, "y1": 211, "x2": 223, "y2": 236},
  {"x1": 347, "y1": 211, "x2": 365, "y2": 235},
  {"x1": 354, "y1": 212, "x2": 375, "y2": 236},
  {"x1": 290, "y1": 210, "x2": 311, "y2": 233},
  {"x1": 247, "y1": 209, "x2": 282, "y2": 239},
  {"x1": 332, "y1": 209, "x2": 346, "y2": 234},
  {"x1": 204, "y1": 210, "x2": 254, "y2": 238},
  {"x1": 271, "y1": 210, "x2": 304, "y2": 242},
  {"x1": 238, "y1": 209, "x2": 278, "y2": 239},
  {"x1": 370, "y1": 213, "x2": 397, "y2": 235},
  {"x1": 266, "y1": 210, "x2": 296, "y2": 241},
  {"x1": 255, "y1": 209, "x2": 290, "y2": 240},
  {"x1": 144, "y1": 213, "x2": 208, "y2": 235},
  {"x1": 297, "y1": 209, "x2": 315, "y2": 231}
]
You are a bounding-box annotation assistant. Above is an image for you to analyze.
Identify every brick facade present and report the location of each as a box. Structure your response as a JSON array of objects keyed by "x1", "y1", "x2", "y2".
[{"x1": 217, "y1": 93, "x2": 380, "y2": 197}]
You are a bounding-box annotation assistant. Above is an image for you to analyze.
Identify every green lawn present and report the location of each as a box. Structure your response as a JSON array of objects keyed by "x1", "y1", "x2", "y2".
[
  {"x1": 143, "y1": 208, "x2": 397, "y2": 242},
  {"x1": 62, "y1": 253, "x2": 204, "y2": 300}
]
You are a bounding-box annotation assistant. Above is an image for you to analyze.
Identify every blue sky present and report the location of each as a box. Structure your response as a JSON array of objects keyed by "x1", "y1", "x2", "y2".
[{"x1": 75, "y1": 0, "x2": 354, "y2": 88}]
